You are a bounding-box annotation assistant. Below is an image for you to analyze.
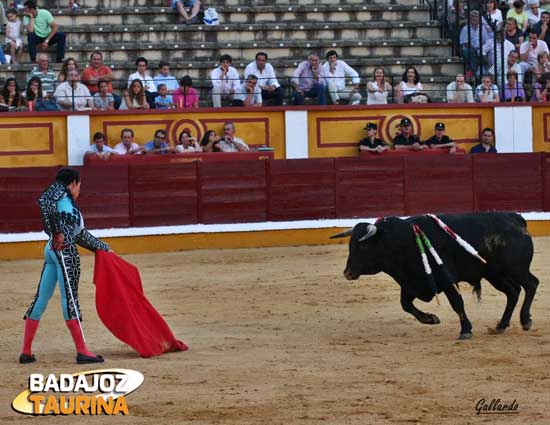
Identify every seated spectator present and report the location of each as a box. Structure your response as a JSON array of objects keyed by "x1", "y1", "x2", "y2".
[
  {"x1": 528, "y1": 1, "x2": 542, "y2": 26},
  {"x1": 233, "y1": 75, "x2": 262, "y2": 107},
  {"x1": 123, "y1": 79, "x2": 150, "y2": 110},
  {"x1": 507, "y1": 0, "x2": 529, "y2": 32},
  {"x1": 5, "y1": 8, "x2": 23, "y2": 64},
  {"x1": 114, "y1": 128, "x2": 143, "y2": 155},
  {"x1": 460, "y1": 11, "x2": 491, "y2": 77},
  {"x1": 446, "y1": 73, "x2": 475, "y2": 103},
  {"x1": 154, "y1": 84, "x2": 175, "y2": 109},
  {"x1": 244, "y1": 52, "x2": 283, "y2": 106},
  {"x1": 538, "y1": 51, "x2": 550, "y2": 71},
  {"x1": 175, "y1": 129, "x2": 202, "y2": 153},
  {"x1": 54, "y1": 69, "x2": 93, "y2": 110},
  {"x1": 211, "y1": 54, "x2": 240, "y2": 107},
  {"x1": 218, "y1": 122, "x2": 249, "y2": 152},
  {"x1": 425, "y1": 122, "x2": 457, "y2": 153},
  {"x1": 27, "y1": 54, "x2": 57, "y2": 95},
  {"x1": 93, "y1": 81, "x2": 115, "y2": 111},
  {"x1": 57, "y1": 57, "x2": 78, "y2": 83},
  {"x1": 476, "y1": 74, "x2": 500, "y2": 102},
  {"x1": 127, "y1": 57, "x2": 156, "y2": 106},
  {"x1": 173, "y1": 76, "x2": 199, "y2": 109},
  {"x1": 367, "y1": 67, "x2": 392, "y2": 105},
  {"x1": 530, "y1": 65, "x2": 550, "y2": 100},
  {"x1": 503, "y1": 69, "x2": 526, "y2": 101},
  {"x1": 153, "y1": 61, "x2": 179, "y2": 94},
  {"x1": 359, "y1": 123, "x2": 389, "y2": 153},
  {"x1": 519, "y1": 30, "x2": 549, "y2": 74},
  {"x1": 534, "y1": 11, "x2": 550, "y2": 44},
  {"x1": 483, "y1": 0, "x2": 503, "y2": 32},
  {"x1": 484, "y1": 29, "x2": 515, "y2": 74},
  {"x1": 395, "y1": 65, "x2": 423, "y2": 103},
  {"x1": 323, "y1": 50, "x2": 361, "y2": 105},
  {"x1": 392, "y1": 118, "x2": 426, "y2": 150},
  {"x1": 172, "y1": 0, "x2": 201, "y2": 24},
  {"x1": 22, "y1": 76, "x2": 43, "y2": 110},
  {"x1": 470, "y1": 128, "x2": 498, "y2": 153},
  {"x1": 81, "y1": 52, "x2": 119, "y2": 108},
  {"x1": 0, "y1": 77, "x2": 22, "y2": 108},
  {"x1": 291, "y1": 53, "x2": 328, "y2": 105},
  {"x1": 85, "y1": 132, "x2": 117, "y2": 161},
  {"x1": 143, "y1": 129, "x2": 174, "y2": 154},
  {"x1": 505, "y1": 17, "x2": 524, "y2": 51},
  {"x1": 23, "y1": 0, "x2": 66, "y2": 63},
  {"x1": 200, "y1": 130, "x2": 221, "y2": 152},
  {"x1": 542, "y1": 0, "x2": 550, "y2": 12}
]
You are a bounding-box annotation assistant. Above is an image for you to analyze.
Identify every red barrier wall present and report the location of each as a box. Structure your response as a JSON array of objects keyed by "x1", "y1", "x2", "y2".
[{"x1": 2, "y1": 153, "x2": 550, "y2": 234}]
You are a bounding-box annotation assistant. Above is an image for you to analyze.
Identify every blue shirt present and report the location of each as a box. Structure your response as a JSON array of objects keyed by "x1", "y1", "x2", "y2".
[
  {"x1": 153, "y1": 74, "x2": 179, "y2": 92},
  {"x1": 143, "y1": 140, "x2": 171, "y2": 154},
  {"x1": 470, "y1": 143, "x2": 497, "y2": 153},
  {"x1": 154, "y1": 94, "x2": 173, "y2": 109}
]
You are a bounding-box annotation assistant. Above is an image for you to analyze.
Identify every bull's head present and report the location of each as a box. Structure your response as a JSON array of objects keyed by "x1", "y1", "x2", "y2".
[{"x1": 331, "y1": 222, "x2": 382, "y2": 280}]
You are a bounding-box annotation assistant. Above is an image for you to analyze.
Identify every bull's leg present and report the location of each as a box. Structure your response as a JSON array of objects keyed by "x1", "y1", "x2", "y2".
[
  {"x1": 519, "y1": 272, "x2": 539, "y2": 331},
  {"x1": 443, "y1": 285, "x2": 472, "y2": 340},
  {"x1": 400, "y1": 289, "x2": 440, "y2": 325},
  {"x1": 486, "y1": 274, "x2": 520, "y2": 333}
]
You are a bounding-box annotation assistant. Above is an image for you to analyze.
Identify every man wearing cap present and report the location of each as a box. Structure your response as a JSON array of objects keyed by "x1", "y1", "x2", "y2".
[
  {"x1": 425, "y1": 123, "x2": 457, "y2": 153},
  {"x1": 470, "y1": 127, "x2": 498, "y2": 153},
  {"x1": 392, "y1": 118, "x2": 426, "y2": 151},
  {"x1": 359, "y1": 123, "x2": 389, "y2": 153}
]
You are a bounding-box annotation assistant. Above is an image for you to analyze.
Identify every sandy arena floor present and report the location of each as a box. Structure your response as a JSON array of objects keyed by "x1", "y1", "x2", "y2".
[{"x1": 1, "y1": 237, "x2": 550, "y2": 425}]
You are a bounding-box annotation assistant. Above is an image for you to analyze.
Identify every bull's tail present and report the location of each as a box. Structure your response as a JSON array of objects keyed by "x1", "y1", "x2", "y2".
[{"x1": 471, "y1": 281, "x2": 482, "y2": 302}]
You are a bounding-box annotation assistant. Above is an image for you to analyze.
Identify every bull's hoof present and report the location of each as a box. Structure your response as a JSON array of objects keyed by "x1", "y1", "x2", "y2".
[
  {"x1": 457, "y1": 332, "x2": 473, "y2": 340},
  {"x1": 430, "y1": 314, "x2": 441, "y2": 325},
  {"x1": 521, "y1": 320, "x2": 533, "y2": 331},
  {"x1": 418, "y1": 314, "x2": 440, "y2": 325}
]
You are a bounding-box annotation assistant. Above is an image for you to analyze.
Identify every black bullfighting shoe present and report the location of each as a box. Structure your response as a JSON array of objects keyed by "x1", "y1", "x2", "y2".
[
  {"x1": 19, "y1": 353, "x2": 37, "y2": 364},
  {"x1": 76, "y1": 353, "x2": 104, "y2": 364}
]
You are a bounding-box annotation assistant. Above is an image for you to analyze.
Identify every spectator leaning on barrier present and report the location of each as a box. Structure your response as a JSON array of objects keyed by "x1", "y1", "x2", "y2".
[
  {"x1": 114, "y1": 128, "x2": 143, "y2": 155},
  {"x1": 393, "y1": 117, "x2": 426, "y2": 151},
  {"x1": 446, "y1": 73, "x2": 475, "y2": 103},
  {"x1": 470, "y1": 128, "x2": 497, "y2": 153},
  {"x1": 211, "y1": 54, "x2": 240, "y2": 108},
  {"x1": 54, "y1": 69, "x2": 93, "y2": 111},
  {"x1": 175, "y1": 129, "x2": 202, "y2": 153},
  {"x1": 476, "y1": 74, "x2": 500, "y2": 102},
  {"x1": 367, "y1": 67, "x2": 392, "y2": 105},
  {"x1": 154, "y1": 61, "x2": 179, "y2": 94},
  {"x1": 323, "y1": 50, "x2": 361, "y2": 105},
  {"x1": 23, "y1": 0, "x2": 66, "y2": 63},
  {"x1": 200, "y1": 130, "x2": 221, "y2": 153},
  {"x1": 218, "y1": 122, "x2": 249, "y2": 152},
  {"x1": 292, "y1": 53, "x2": 328, "y2": 105},
  {"x1": 143, "y1": 129, "x2": 175, "y2": 154},
  {"x1": 27, "y1": 54, "x2": 57, "y2": 94},
  {"x1": 244, "y1": 52, "x2": 283, "y2": 106},
  {"x1": 425, "y1": 122, "x2": 457, "y2": 153},
  {"x1": 173, "y1": 76, "x2": 199, "y2": 109},
  {"x1": 85, "y1": 132, "x2": 117, "y2": 161},
  {"x1": 534, "y1": 11, "x2": 550, "y2": 44},
  {"x1": 359, "y1": 123, "x2": 389, "y2": 153},
  {"x1": 233, "y1": 75, "x2": 262, "y2": 107}
]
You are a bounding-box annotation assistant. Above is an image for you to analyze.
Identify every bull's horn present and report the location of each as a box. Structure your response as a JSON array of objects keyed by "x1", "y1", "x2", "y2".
[
  {"x1": 358, "y1": 224, "x2": 377, "y2": 242},
  {"x1": 329, "y1": 228, "x2": 354, "y2": 239}
]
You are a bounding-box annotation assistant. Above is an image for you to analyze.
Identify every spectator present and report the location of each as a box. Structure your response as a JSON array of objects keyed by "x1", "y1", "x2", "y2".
[
  {"x1": 211, "y1": 54, "x2": 240, "y2": 107},
  {"x1": 359, "y1": 123, "x2": 388, "y2": 153},
  {"x1": 538, "y1": 51, "x2": 550, "y2": 71},
  {"x1": 81, "y1": 52, "x2": 115, "y2": 95},
  {"x1": 291, "y1": 53, "x2": 328, "y2": 105},
  {"x1": 476, "y1": 74, "x2": 500, "y2": 102},
  {"x1": 5, "y1": 8, "x2": 23, "y2": 64},
  {"x1": 54, "y1": 69, "x2": 94, "y2": 110},
  {"x1": 57, "y1": 57, "x2": 78, "y2": 83},
  {"x1": 470, "y1": 128, "x2": 497, "y2": 153},
  {"x1": 425, "y1": 122, "x2": 457, "y2": 153},
  {"x1": 244, "y1": 52, "x2": 283, "y2": 106},
  {"x1": 127, "y1": 57, "x2": 156, "y2": 106},
  {"x1": 367, "y1": 67, "x2": 392, "y2": 105},
  {"x1": 503, "y1": 69, "x2": 526, "y2": 101},
  {"x1": 483, "y1": 0, "x2": 503, "y2": 32},
  {"x1": 154, "y1": 84, "x2": 175, "y2": 109},
  {"x1": 395, "y1": 65, "x2": 423, "y2": 103},
  {"x1": 27, "y1": 54, "x2": 57, "y2": 94},
  {"x1": 322, "y1": 50, "x2": 361, "y2": 105},
  {"x1": 85, "y1": 132, "x2": 117, "y2": 161},
  {"x1": 218, "y1": 122, "x2": 249, "y2": 152},
  {"x1": 491, "y1": 50, "x2": 524, "y2": 84},
  {"x1": 507, "y1": 0, "x2": 529, "y2": 32},
  {"x1": 519, "y1": 30, "x2": 549, "y2": 74},
  {"x1": 153, "y1": 61, "x2": 178, "y2": 94},
  {"x1": 536, "y1": 72, "x2": 550, "y2": 100},
  {"x1": 172, "y1": 0, "x2": 201, "y2": 24},
  {"x1": 0, "y1": 77, "x2": 22, "y2": 108},
  {"x1": 485, "y1": 30, "x2": 516, "y2": 81},
  {"x1": 173, "y1": 76, "x2": 199, "y2": 109},
  {"x1": 175, "y1": 129, "x2": 202, "y2": 153},
  {"x1": 22, "y1": 76, "x2": 43, "y2": 110},
  {"x1": 143, "y1": 129, "x2": 174, "y2": 154},
  {"x1": 534, "y1": 11, "x2": 550, "y2": 44},
  {"x1": 393, "y1": 117, "x2": 426, "y2": 151},
  {"x1": 23, "y1": 0, "x2": 66, "y2": 63},
  {"x1": 460, "y1": 11, "x2": 491, "y2": 77},
  {"x1": 123, "y1": 79, "x2": 150, "y2": 110},
  {"x1": 446, "y1": 73, "x2": 475, "y2": 103},
  {"x1": 528, "y1": 1, "x2": 542, "y2": 26},
  {"x1": 93, "y1": 80, "x2": 115, "y2": 111},
  {"x1": 200, "y1": 130, "x2": 221, "y2": 152},
  {"x1": 542, "y1": 0, "x2": 550, "y2": 12},
  {"x1": 233, "y1": 74, "x2": 262, "y2": 107},
  {"x1": 504, "y1": 17, "x2": 524, "y2": 51},
  {"x1": 114, "y1": 128, "x2": 143, "y2": 155}
]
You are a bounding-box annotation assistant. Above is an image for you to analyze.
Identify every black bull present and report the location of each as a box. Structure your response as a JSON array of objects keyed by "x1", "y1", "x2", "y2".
[{"x1": 331, "y1": 213, "x2": 540, "y2": 339}]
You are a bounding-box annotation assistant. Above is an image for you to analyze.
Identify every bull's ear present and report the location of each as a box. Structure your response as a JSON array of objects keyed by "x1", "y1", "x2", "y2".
[
  {"x1": 330, "y1": 227, "x2": 354, "y2": 239},
  {"x1": 358, "y1": 224, "x2": 378, "y2": 242}
]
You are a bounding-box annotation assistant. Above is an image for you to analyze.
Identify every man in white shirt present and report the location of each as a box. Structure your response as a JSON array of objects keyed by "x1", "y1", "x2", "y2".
[
  {"x1": 54, "y1": 70, "x2": 94, "y2": 110},
  {"x1": 322, "y1": 50, "x2": 361, "y2": 105},
  {"x1": 446, "y1": 73, "x2": 475, "y2": 103},
  {"x1": 127, "y1": 56, "x2": 156, "y2": 107},
  {"x1": 211, "y1": 54, "x2": 240, "y2": 107},
  {"x1": 244, "y1": 52, "x2": 283, "y2": 106},
  {"x1": 85, "y1": 132, "x2": 117, "y2": 161},
  {"x1": 527, "y1": 1, "x2": 542, "y2": 26},
  {"x1": 233, "y1": 75, "x2": 262, "y2": 107},
  {"x1": 218, "y1": 122, "x2": 249, "y2": 152},
  {"x1": 153, "y1": 61, "x2": 178, "y2": 94},
  {"x1": 519, "y1": 30, "x2": 549, "y2": 73},
  {"x1": 114, "y1": 128, "x2": 143, "y2": 155}
]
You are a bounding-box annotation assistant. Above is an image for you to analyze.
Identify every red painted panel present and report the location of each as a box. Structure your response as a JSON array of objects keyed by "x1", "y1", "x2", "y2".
[
  {"x1": 269, "y1": 158, "x2": 336, "y2": 221},
  {"x1": 199, "y1": 160, "x2": 268, "y2": 224},
  {"x1": 128, "y1": 163, "x2": 198, "y2": 226},
  {"x1": 474, "y1": 153, "x2": 543, "y2": 212},
  {"x1": 335, "y1": 157, "x2": 406, "y2": 218},
  {"x1": 544, "y1": 153, "x2": 550, "y2": 211},
  {"x1": 405, "y1": 155, "x2": 474, "y2": 215}
]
